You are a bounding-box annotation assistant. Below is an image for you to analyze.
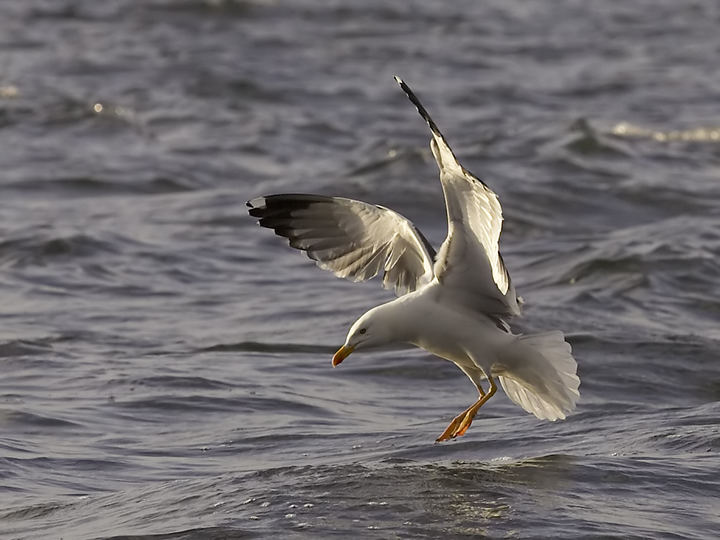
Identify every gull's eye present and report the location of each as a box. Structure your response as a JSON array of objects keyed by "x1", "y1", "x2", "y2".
[{"x1": 359, "y1": 328, "x2": 367, "y2": 335}]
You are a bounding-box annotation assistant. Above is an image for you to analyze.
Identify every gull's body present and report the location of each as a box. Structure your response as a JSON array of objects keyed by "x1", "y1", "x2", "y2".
[
  {"x1": 248, "y1": 77, "x2": 579, "y2": 441},
  {"x1": 360, "y1": 282, "x2": 515, "y2": 384}
]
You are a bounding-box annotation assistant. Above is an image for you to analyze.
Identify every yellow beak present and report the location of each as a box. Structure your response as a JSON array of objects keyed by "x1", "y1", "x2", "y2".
[{"x1": 332, "y1": 345, "x2": 355, "y2": 367}]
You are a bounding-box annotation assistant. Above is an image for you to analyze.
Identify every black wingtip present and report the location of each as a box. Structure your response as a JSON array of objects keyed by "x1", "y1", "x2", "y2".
[
  {"x1": 247, "y1": 194, "x2": 340, "y2": 221},
  {"x1": 393, "y1": 76, "x2": 443, "y2": 140},
  {"x1": 247, "y1": 196, "x2": 268, "y2": 218}
]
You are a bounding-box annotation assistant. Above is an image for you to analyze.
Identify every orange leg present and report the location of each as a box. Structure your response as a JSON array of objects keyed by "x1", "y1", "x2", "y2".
[
  {"x1": 436, "y1": 376, "x2": 497, "y2": 442},
  {"x1": 435, "y1": 401, "x2": 480, "y2": 443}
]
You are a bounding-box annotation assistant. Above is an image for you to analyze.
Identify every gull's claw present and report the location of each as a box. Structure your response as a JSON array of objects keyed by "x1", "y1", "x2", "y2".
[
  {"x1": 435, "y1": 377, "x2": 498, "y2": 442},
  {"x1": 455, "y1": 412, "x2": 475, "y2": 437},
  {"x1": 435, "y1": 412, "x2": 467, "y2": 442}
]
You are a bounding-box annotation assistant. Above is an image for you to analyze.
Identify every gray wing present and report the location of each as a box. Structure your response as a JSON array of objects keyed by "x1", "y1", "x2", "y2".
[
  {"x1": 395, "y1": 77, "x2": 521, "y2": 316},
  {"x1": 247, "y1": 194, "x2": 436, "y2": 296}
]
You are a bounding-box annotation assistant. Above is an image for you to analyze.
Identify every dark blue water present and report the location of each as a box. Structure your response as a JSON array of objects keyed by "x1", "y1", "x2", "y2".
[{"x1": 2, "y1": 1, "x2": 720, "y2": 538}]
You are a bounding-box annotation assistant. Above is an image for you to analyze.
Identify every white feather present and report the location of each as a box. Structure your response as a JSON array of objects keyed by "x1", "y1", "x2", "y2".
[{"x1": 495, "y1": 331, "x2": 580, "y2": 421}]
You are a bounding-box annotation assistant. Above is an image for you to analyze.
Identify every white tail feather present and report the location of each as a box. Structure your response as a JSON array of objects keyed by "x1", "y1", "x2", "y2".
[{"x1": 494, "y1": 331, "x2": 580, "y2": 421}]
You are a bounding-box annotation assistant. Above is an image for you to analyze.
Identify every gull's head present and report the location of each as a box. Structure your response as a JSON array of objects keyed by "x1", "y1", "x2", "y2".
[{"x1": 332, "y1": 304, "x2": 397, "y2": 367}]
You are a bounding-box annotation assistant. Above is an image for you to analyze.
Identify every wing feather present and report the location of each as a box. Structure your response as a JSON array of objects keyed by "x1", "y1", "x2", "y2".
[
  {"x1": 395, "y1": 77, "x2": 520, "y2": 316},
  {"x1": 247, "y1": 194, "x2": 436, "y2": 296}
]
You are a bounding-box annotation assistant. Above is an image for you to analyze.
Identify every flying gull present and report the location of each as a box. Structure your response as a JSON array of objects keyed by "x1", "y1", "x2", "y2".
[{"x1": 247, "y1": 77, "x2": 579, "y2": 441}]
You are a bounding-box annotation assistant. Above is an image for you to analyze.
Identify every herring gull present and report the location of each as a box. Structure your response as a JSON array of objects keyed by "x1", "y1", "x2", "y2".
[{"x1": 247, "y1": 77, "x2": 579, "y2": 441}]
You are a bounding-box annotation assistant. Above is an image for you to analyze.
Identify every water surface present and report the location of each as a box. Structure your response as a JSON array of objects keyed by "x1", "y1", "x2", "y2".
[{"x1": 1, "y1": 1, "x2": 720, "y2": 538}]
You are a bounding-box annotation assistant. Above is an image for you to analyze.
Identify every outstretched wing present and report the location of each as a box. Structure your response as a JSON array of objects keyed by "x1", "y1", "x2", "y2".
[
  {"x1": 247, "y1": 194, "x2": 436, "y2": 296},
  {"x1": 395, "y1": 77, "x2": 520, "y2": 316}
]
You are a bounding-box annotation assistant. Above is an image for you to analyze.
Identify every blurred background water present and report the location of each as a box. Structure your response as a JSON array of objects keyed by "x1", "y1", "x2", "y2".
[{"x1": 1, "y1": 1, "x2": 720, "y2": 538}]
